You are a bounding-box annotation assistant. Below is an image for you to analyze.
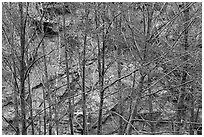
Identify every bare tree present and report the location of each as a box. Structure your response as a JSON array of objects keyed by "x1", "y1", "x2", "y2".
[
  {"x1": 97, "y1": 3, "x2": 107, "y2": 135},
  {"x1": 63, "y1": 3, "x2": 74, "y2": 135},
  {"x1": 81, "y1": 8, "x2": 90, "y2": 135},
  {"x1": 116, "y1": 16, "x2": 123, "y2": 135},
  {"x1": 19, "y1": 2, "x2": 27, "y2": 134},
  {"x1": 176, "y1": 2, "x2": 190, "y2": 134},
  {"x1": 42, "y1": 41, "x2": 52, "y2": 135}
]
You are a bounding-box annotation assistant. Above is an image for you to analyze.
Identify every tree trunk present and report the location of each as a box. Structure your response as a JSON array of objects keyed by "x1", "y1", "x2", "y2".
[
  {"x1": 189, "y1": 91, "x2": 194, "y2": 135},
  {"x1": 38, "y1": 115, "x2": 42, "y2": 135},
  {"x1": 42, "y1": 83, "x2": 47, "y2": 135},
  {"x1": 123, "y1": 71, "x2": 136, "y2": 134},
  {"x1": 176, "y1": 2, "x2": 189, "y2": 134},
  {"x1": 63, "y1": 4, "x2": 74, "y2": 135},
  {"x1": 148, "y1": 77, "x2": 154, "y2": 134},
  {"x1": 145, "y1": 4, "x2": 154, "y2": 134},
  {"x1": 54, "y1": 91, "x2": 59, "y2": 135},
  {"x1": 126, "y1": 75, "x2": 145, "y2": 134},
  {"x1": 19, "y1": 3, "x2": 27, "y2": 135},
  {"x1": 82, "y1": 30, "x2": 88, "y2": 135},
  {"x1": 11, "y1": 27, "x2": 20, "y2": 134},
  {"x1": 42, "y1": 41, "x2": 52, "y2": 135},
  {"x1": 97, "y1": 3, "x2": 106, "y2": 135},
  {"x1": 54, "y1": 73, "x2": 59, "y2": 135},
  {"x1": 12, "y1": 64, "x2": 20, "y2": 135},
  {"x1": 81, "y1": 9, "x2": 89, "y2": 135},
  {"x1": 27, "y1": 75, "x2": 35, "y2": 134},
  {"x1": 117, "y1": 16, "x2": 123, "y2": 135}
]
